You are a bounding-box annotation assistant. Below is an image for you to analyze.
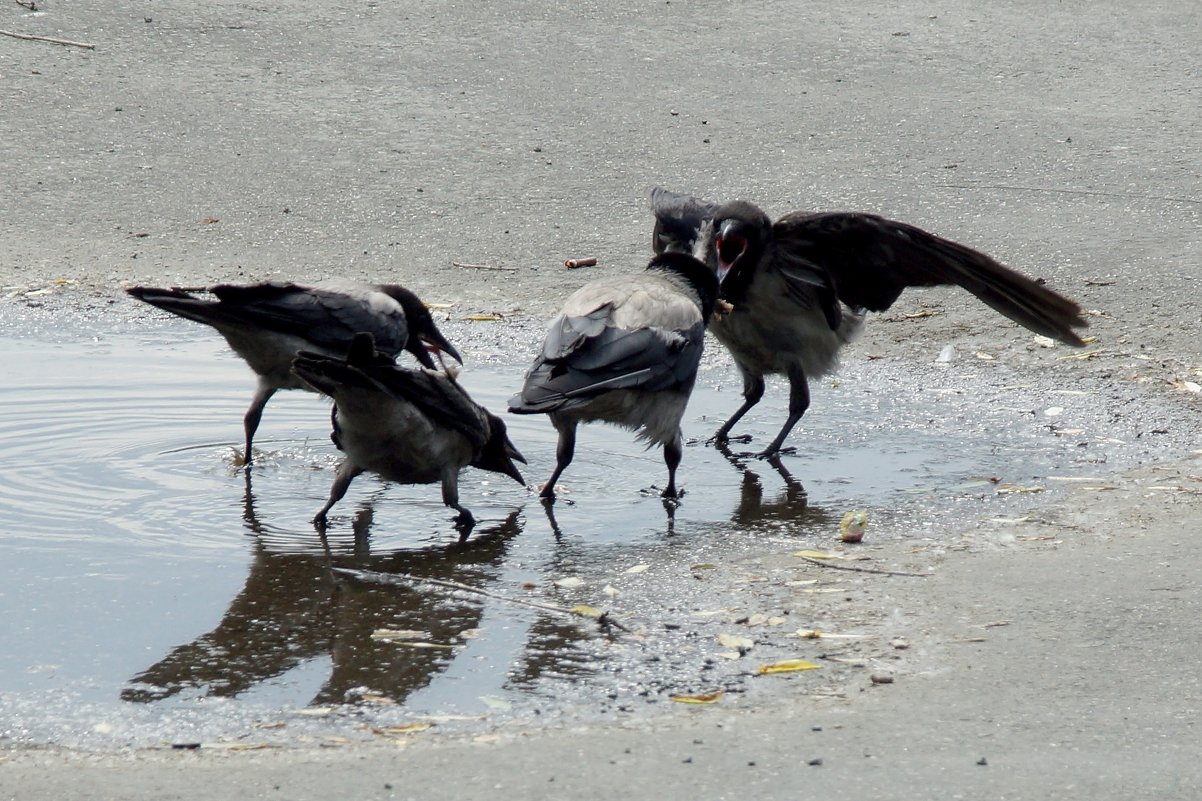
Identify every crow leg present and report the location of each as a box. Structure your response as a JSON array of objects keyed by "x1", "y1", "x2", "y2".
[
  {"x1": 711, "y1": 372, "x2": 765, "y2": 444},
  {"x1": 313, "y1": 462, "x2": 363, "y2": 525},
  {"x1": 441, "y1": 469, "x2": 475, "y2": 532},
  {"x1": 540, "y1": 416, "x2": 577, "y2": 500},
  {"x1": 242, "y1": 384, "x2": 277, "y2": 465},
  {"x1": 661, "y1": 430, "x2": 683, "y2": 499},
  {"x1": 758, "y1": 365, "x2": 810, "y2": 458}
]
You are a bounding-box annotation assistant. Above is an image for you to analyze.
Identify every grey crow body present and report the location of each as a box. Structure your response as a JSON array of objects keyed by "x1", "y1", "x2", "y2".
[
  {"x1": 651, "y1": 187, "x2": 1089, "y2": 457},
  {"x1": 127, "y1": 280, "x2": 461, "y2": 463},
  {"x1": 508, "y1": 252, "x2": 720, "y2": 500},
  {"x1": 292, "y1": 334, "x2": 524, "y2": 531}
]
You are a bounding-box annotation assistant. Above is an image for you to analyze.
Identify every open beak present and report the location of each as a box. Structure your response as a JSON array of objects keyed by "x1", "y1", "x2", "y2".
[
  {"x1": 714, "y1": 228, "x2": 747, "y2": 285},
  {"x1": 412, "y1": 329, "x2": 463, "y2": 371}
]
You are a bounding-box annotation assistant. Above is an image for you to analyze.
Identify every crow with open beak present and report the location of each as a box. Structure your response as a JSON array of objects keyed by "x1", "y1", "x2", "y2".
[
  {"x1": 126, "y1": 280, "x2": 461, "y2": 463},
  {"x1": 651, "y1": 187, "x2": 1089, "y2": 457},
  {"x1": 508, "y1": 252, "x2": 720, "y2": 501},
  {"x1": 292, "y1": 333, "x2": 525, "y2": 532}
]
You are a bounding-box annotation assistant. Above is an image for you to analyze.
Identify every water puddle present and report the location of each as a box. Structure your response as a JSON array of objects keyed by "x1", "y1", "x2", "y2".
[{"x1": 0, "y1": 318, "x2": 1191, "y2": 749}]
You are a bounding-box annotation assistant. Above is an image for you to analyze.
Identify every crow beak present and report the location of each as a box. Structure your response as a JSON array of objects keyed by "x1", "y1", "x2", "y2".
[
  {"x1": 714, "y1": 225, "x2": 747, "y2": 285},
  {"x1": 414, "y1": 329, "x2": 463, "y2": 370}
]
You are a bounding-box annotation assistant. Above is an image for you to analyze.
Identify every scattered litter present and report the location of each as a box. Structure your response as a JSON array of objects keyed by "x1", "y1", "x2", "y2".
[
  {"x1": 359, "y1": 693, "x2": 397, "y2": 705},
  {"x1": 371, "y1": 629, "x2": 431, "y2": 642},
  {"x1": 1033, "y1": 335, "x2": 1056, "y2": 348},
  {"x1": 758, "y1": 659, "x2": 821, "y2": 675},
  {"x1": 553, "y1": 577, "x2": 585, "y2": 589},
  {"x1": 792, "y1": 629, "x2": 866, "y2": 640},
  {"x1": 794, "y1": 550, "x2": 843, "y2": 560},
  {"x1": 372, "y1": 722, "x2": 432, "y2": 737},
  {"x1": 717, "y1": 633, "x2": 754, "y2": 650},
  {"x1": 934, "y1": 344, "x2": 956, "y2": 363},
  {"x1": 625, "y1": 564, "x2": 650, "y2": 574},
  {"x1": 869, "y1": 674, "x2": 895, "y2": 685},
  {"x1": 995, "y1": 483, "x2": 1044, "y2": 494},
  {"x1": 1043, "y1": 406, "x2": 1063, "y2": 417},
  {"x1": 838, "y1": 510, "x2": 868, "y2": 543},
  {"x1": 670, "y1": 690, "x2": 725, "y2": 704}
]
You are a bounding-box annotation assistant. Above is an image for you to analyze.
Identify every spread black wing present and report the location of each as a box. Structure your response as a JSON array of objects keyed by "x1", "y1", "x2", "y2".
[{"x1": 771, "y1": 212, "x2": 1088, "y2": 344}]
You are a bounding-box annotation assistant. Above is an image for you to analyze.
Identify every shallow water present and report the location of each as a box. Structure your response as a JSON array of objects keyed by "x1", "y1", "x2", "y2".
[{"x1": 0, "y1": 319, "x2": 1188, "y2": 749}]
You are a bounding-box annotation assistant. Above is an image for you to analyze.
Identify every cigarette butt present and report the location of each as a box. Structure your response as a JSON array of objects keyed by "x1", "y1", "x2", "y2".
[{"x1": 564, "y1": 257, "x2": 598, "y2": 269}]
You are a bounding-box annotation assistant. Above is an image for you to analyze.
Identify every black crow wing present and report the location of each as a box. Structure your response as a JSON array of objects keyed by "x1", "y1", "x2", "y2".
[
  {"x1": 510, "y1": 313, "x2": 705, "y2": 412},
  {"x1": 354, "y1": 363, "x2": 492, "y2": 453},
  {"x1": 207, "y1": 282, "x2": 411, "y2": 354},
  {"x1": 771, "y1": 212, "x2": 1088, "y2": 345}
]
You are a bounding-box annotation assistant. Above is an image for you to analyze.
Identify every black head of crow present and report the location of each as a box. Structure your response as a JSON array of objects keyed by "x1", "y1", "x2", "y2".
[
  {"x1": 508, "y1": 252, "x2": 719, "y2": 501},
  {"x1": 125, "y1": 280, "x2": 461, "y2": 464},
  {"x1": 651, "y1": 187, "x2": 1089, "y2": 458},
  {"x1": 292, "y1": 332, "x2": 524, "y2": 533}
]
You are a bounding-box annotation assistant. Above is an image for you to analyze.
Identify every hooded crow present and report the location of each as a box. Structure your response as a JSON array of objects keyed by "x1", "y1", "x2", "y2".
[
  {"x1": 508, "y1": 252, "x2": 720, "y2": 500},
  {"x1": 126, "y1": 280, "x2": 461, "y2": 463},
  {"x1": 651, "y1": 187, "x2": 1089, "y2": 457},
  {"x1": 292, "y1": 333, "x2": 525, "y2": 531}
]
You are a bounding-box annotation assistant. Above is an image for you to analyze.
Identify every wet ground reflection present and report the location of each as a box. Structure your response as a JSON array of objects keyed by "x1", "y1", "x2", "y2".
[
  {"x1": 4, "y1": 318, "x2": 1194, "y2": 749},
  {"x1": 122, "y1": 472, "x2": 532, "y2": 708}
]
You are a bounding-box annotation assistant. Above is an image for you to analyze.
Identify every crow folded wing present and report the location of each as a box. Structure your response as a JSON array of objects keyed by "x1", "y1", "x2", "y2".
[
  {"x1": 511, "y1": 319, "x2": 705, "y2": 413},
  {"x1": 209, "y1": 282, "x2": 410, "y2": 354}
]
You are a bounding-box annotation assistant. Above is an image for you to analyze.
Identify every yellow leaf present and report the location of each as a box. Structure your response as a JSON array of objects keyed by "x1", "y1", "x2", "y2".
[
  {"x1": 794, "y1": 550, "x2": 842, "y2": 560},
  {"x1": 372, "y1": 722, "x2": 432, "y2": 736},
  {"x1": 757, "y1": 659, "x2": 822, "y2": 675},
  {"x1": 996, "y1": 483, "x2": 1044, "y2": 494},
  {"x1": 670, "y1": 690, "x2": 725, "y2": 704},
  {"x1": 570, "y1": 605, "x2": 603, "y2": 618}
]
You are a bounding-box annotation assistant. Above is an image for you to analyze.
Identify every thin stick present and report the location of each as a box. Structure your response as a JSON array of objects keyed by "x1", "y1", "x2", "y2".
[
  {"x1": 331, "y1": 567, "x2": 633, "y2": 632},
  {"x1": 564, "y1": 257, "x2": 597, "y2": 269},
  {"x1": 796, "y1": 556, "x2": 929, "y2": 578},
  {"x1": 0, "y1": 29, "x2": 96, "y2": 48},
  {"x1": 451, "y1": 261, "x2": 517, "y2": 272}
]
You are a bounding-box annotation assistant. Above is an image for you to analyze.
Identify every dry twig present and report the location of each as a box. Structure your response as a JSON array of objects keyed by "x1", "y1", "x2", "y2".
[
  {"x1": 0, "y1": 29, "x2": 96, "y2": 48},
  {"x1": 796, "y1": 555, "x2": 929, "y2": 578},
  {"x1": 451, "y1": 261, "x2": 517, "y2": 272},
  {"x1": 564, "y1": 257, "x2": 597, "y2": 269}
]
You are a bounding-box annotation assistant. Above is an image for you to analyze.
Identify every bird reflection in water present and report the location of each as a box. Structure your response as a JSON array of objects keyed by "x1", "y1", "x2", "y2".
[
  {"x1": 121, "y1": 471, "x2": 528, "y2": 708},
  {"x1": 713, "y1": 441, "x2": 832, "y2": 530}
]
